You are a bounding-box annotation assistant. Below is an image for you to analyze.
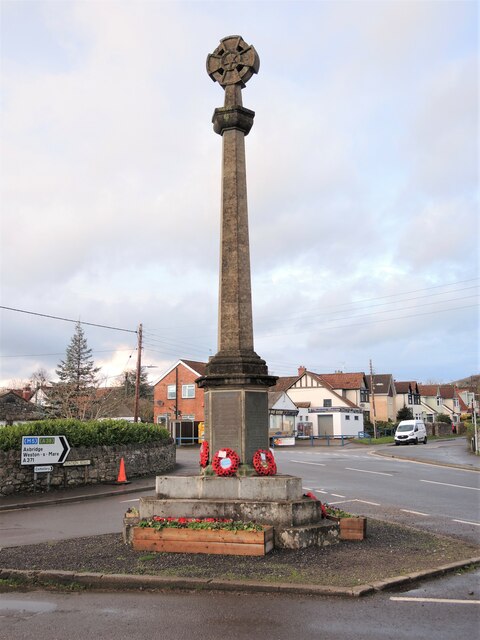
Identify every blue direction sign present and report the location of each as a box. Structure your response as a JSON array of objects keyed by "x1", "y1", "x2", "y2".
[{"x1": 21, "y1": 435, "x2": 70, "y2": 465}]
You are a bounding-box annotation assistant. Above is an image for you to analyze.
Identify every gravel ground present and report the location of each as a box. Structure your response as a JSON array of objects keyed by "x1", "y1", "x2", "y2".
[{"x1": 1, "y1": 520, "x2": 478, "y2": 587}]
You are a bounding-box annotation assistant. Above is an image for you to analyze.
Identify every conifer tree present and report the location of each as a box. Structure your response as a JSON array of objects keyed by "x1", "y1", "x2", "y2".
[{"x1": 49, "y1": 322, "x2": 101, "y2": 418}]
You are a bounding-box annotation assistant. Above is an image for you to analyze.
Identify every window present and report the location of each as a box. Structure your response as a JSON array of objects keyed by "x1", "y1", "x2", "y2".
[
  {"x1": 454, "y1": 398, "x2": 459, "y2": 407},
  {"x1": 323, "y1": 399, "x2": 332, "y2": 408},
  {"x1": 360, "y1": 389, "x2": 369, "y2": 403},
  {"x1": 182, "y1": 384, "x2": 195, "y2": 399},
  {"x1": 436, "y1": 396, "x2": 442, "y2": 407},
  {"x1": 345, "y1": 415, "x2": 350, "y2": 420},
  {"x1": 407, "y1": 394, "x2": 413, "y2": 405},
  {"x1": 414, "y1": 394, "x2": 420, "y2": 405},
  {"x1": 157, "y1": 414, "x2": 168, "y2": 427},
  {"x1": 354, "y1": 415, "x2": 359, "y2": 421},
  {"x1": 167, "y1": 384, "x2": 176, "y2": 399}
]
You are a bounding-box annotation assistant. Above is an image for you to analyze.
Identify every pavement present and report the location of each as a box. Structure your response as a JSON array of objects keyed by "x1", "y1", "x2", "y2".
[{"x1": 1, "y1": 438, "x2": 479, "y2": 597}]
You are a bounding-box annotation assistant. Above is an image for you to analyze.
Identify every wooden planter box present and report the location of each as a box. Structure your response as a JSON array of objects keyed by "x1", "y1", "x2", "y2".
[
  {"x1": 326, "y1": 516, "x2": 367, "y2": 540},
  {"x1": 132, "y1": 526, "x2": 274, "y2": 556}
]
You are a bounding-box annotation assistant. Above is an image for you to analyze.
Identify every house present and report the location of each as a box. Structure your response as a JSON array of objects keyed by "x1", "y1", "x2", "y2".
[
  {"x1": 272, "y1": 369, "x2": 364, "y2": 438},
  {"x1": 268, "y1": 391, "x2": 298, "y2": 445},
  {"x1": 394, "y1": 381, "x2": 422, "y2": 420},
  {"x1": 366, "y1": 374, "x2": 396, "y2": 422},
  {"x1": 153, "y1": 359, "x2": 207, "y2": 440},
  {"x1": 313, "y1": 370, "x2": 370, "y2": 423},
  {"x1": 418, "y1": 384, "x2": 464, "y2": 424},
  {"x1": 0, "y1": 390, "x2": 44, "y2": 425}
]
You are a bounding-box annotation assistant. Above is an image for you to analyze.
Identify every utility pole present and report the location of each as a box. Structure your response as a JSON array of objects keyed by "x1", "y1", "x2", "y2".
[
  {"x1": 472, "y1": 397, "x2": 478, "y2": 454},
  {"x1": 369, "y1": 359, "x2": 377, "y2": 439},
  {"x1": 134, "y1": 323, "x2": 143, "y2": 423}
]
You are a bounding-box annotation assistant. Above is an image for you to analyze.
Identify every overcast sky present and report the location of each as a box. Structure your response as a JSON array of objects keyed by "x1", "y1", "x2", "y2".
[{"x1": 0, "y1": 0, "x2": 478, "y2": 389}]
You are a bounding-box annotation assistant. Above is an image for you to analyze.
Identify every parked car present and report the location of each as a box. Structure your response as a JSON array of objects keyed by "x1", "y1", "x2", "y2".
[{"x1": 394, "y1": 420, "x2": 427, "y2": 445}]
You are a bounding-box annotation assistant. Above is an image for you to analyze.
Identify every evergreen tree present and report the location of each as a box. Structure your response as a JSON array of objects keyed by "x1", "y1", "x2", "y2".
[
  {"x1": 396, "y1": 406, "x2": 414, "y2": 421},
  {"x1": 49, "y1": 323, "x2": 101, "y2": 418},
  {"x1": 56, "y1": 322, "x2": 100, "y2": 389},
  {"x1": 121, "y1": 368, "x2": 153, "y2": 399}
]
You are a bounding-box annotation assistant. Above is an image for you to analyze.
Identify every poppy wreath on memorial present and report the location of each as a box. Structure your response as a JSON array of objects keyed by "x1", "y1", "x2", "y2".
[
  {"x1": 199, "y1": 441, "x2": 210, "y2": 468},
  {"x1": 252, "y1": 449, "x2": 277, "y2": 476},
  {"x1": 212, "y1": 448, "x2": 240, "y2": 477}
]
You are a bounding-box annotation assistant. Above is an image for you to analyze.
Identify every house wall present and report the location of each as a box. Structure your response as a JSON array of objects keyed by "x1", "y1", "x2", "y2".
[
  {"x1": 153, "y1": 364, "x2": 205, "y2": 426},
  {"x1": 373, "y1": 396, "x2": 395, "y2": 422}
]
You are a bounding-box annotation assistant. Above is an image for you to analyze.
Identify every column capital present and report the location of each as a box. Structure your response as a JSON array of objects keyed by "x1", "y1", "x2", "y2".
[{"x1": 212, "y1": 106, "x2": 255, "y2": 136}]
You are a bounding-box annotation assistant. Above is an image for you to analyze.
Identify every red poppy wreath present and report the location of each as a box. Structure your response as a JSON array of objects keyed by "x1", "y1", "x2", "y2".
[
  {"x1": 252, "y1": 449, "x2": 277, "y2": 476},
  {"x1": 199, "y1": 441, "x2": 210, "y2": 468},
  {"x1": 212, "y1": 448, "x2": 240, "y2": 476}
]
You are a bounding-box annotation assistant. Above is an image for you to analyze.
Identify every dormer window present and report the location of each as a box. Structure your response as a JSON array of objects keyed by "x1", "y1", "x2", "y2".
[
  {"x1": 360, "y1": 389, "x2": 369, "y2": 403},
  {"x1": 436, "y1": 396, "x2": 442, "y2": 406},
  {"x1": 407, "y1": 394, "x2": 413, "y2": 405}
]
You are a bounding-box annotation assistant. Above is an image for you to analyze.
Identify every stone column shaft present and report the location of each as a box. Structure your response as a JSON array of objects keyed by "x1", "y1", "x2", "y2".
[{"x1": 218, "y1": 127, "x2": 254, "y2": 354}]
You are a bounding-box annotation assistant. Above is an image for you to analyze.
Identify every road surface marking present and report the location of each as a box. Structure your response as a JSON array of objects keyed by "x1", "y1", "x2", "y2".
[
  {"x1": 290, "y1": 460, "x2": 326, "y2": 466},
  {"x1": 314, "y1": 489, "x2": 328, "y2": 494},
  {"x1": 345, "y1": 467, "x2": 393, "y2": 476},
  {"x1": 420, "y1": 479, "x2": 480, "y2": 491},
  {"x1": 331, "y1": 493, "x2": 346, "y2": 498},
  {"x1": 119, "y1": 498, "x2": 140, "y2": 503},
  {"x1": 401, "y1": 509, "x2": 430, "y2": 516},
  {"x1": 390, "y1": 597, "x2": 480, "y2": 605},
  {"x1": 355, "y1": 499, "x2": 381, "y2": 506},
  {"x1": 453, "y1": 519, "x2": 480, "y2": 526}
]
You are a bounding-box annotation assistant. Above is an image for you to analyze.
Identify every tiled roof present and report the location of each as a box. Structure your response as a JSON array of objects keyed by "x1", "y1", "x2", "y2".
[
  {"x1": 270, "y1": 376, "x2": 299, "y2": 393},
  {"x1": 181, "y1": 360, "x2": 207, "y2": 376},
  {"x1": 419, "y1": 384, "x2": 439, "y2": 397},
  {"x1": 366, "y1": 374, "x2": 393, "y2": 394},
  {"x1": 295, "y1": 401, "x2": 311, "y2": 408},
  {"x1": 317, "y1": 372, "x2": 366, "y2": 390},
  {"x1": 395, "y1": 381, "x2": 416, "y2": 394}
]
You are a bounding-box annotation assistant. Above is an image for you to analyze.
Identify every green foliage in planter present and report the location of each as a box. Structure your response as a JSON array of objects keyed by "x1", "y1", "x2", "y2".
[
  {"x1": 0, "y1": 419, "x2": 171, "y2": 451},
  {"x1": 139, "y1": 517, "x2": 264, "y2": 532}
]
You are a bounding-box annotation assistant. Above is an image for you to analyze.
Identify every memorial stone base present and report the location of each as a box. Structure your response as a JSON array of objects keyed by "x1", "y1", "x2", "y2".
[{"x1": 137, "y1": 475, "x2": 339, "y2": 549}]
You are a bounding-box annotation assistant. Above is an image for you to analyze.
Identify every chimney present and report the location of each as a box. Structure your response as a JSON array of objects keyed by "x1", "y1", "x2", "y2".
[
  {"x1": 298, "y1": 366, "x2": 306, "y2": 377},
  {"x1": 22, "y1": 385, "x2": 31, "y2": 401}
]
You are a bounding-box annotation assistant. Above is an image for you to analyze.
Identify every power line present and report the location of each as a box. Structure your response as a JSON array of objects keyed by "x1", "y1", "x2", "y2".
[
  {"x1": 0, "y1": 349, "x2": 137, "y2": 359},
  {"x1": 259, "y1": 304, "x2": 477, "y2": 339},
  {"x1": 0, "y1": 306, "x2": 137, "y2": 334}
]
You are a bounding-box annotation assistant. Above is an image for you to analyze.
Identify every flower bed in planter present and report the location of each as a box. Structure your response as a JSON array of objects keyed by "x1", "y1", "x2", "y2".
[
  {"x1": 132, "y1": 517, "x2": 274, "y2": 556},
  {"x1": 311, "y1": 498, "x2": 367, "y2": 541}
]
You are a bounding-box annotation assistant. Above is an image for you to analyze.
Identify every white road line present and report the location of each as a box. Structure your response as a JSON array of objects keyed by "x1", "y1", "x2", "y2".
[
  {"x1": 390, "y1": 597, "x2": 480, "y2": 605},
  {"x1": 119, "y1": 498, "x2": 140, "y2": 503},
  {"x1": 331, "y1": 493, "x2": 346, "y2": 498},
  {"x1": 290, "y1": 460, "x2": 326, "y2": 466},
  {"x1": 355, "y1": 499, "x2": 381, "y2": 506},
  {"x1": 401, "y1": 509, "x2": 430, "y2": 516},
  {"x1": 302, "y1": 487, "x2": 312, "y2": 491},
  {"x1": 453, "y1": 519, "x2": 480, "y2": 526},
  {"x1": 345, "y1": 467, "x2": 393, "y2": 476},
  {"x1": 314, "y1": 489, "x2": 328, "y2": 494},
  {"x1": 420, "y1": 479, "x2": 480, "y2": 491}
]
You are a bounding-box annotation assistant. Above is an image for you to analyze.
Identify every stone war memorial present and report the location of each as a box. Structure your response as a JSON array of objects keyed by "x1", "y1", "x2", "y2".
[{"x1": 133, "y1": 36, "x2": 338, "y2": 551}]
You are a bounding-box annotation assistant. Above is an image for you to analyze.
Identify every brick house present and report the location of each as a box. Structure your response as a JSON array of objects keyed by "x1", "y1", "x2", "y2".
[{"x1": 153, "y1": 360, "x2": 207, "y2": 440}]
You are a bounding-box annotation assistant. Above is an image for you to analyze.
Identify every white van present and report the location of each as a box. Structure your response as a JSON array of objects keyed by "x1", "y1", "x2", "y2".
[{"x1": 394, "y1": 420, "x2": 427, "y2": 445}]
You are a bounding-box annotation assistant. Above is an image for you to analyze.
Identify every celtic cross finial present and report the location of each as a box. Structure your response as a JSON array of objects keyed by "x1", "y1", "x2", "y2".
[{"x1": 207, "y1": 35, "x2": 259, "y2": 103}]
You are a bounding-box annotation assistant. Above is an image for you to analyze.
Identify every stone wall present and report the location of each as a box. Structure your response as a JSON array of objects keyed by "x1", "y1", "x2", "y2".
[{"x1": 0, "y1": 440, "x2": 176, "y2": 496}]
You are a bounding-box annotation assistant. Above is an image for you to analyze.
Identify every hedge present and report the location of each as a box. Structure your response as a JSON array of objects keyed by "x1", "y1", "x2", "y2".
[{"x1": 0, "y1": 419, "x2": 171, "y2": 452}]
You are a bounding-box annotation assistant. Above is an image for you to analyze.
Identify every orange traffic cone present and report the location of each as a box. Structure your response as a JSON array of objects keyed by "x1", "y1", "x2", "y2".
[{"x1": 116, "y1": 457, "x2": 130, "y2": 484}]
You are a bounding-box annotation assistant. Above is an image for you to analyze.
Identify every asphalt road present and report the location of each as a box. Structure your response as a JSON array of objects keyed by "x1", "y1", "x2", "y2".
[
  {"x1": 274, "y1": 442, "x2": 480, "y2": 544},
  {"x1": 0, "y1": 440, "x2": 478, "y2": 547},
  {"x1": 1, "y1": 569, "x2": 479, "y2": 640}
]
